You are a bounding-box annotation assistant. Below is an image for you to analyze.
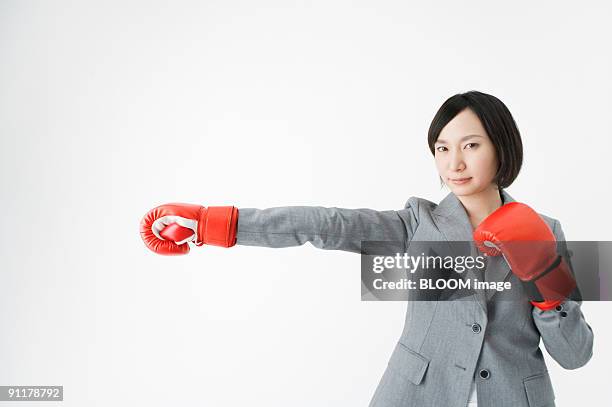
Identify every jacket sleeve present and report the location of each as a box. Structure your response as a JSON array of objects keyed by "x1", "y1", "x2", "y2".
[
  {"x1": 532, "y1": 219, "x2": 594, "y2": 369},
  {"x1": 235, "y1": 204, "x2": 419, "y2": 253}
]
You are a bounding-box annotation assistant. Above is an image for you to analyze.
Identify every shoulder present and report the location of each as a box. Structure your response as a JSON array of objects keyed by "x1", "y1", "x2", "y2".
[
  {"x1": 401, "y1": 196, "x2": 444, "y2": 225},
  {"x1": 403, "y1": 196, "x2": 437, "y2": 212}
]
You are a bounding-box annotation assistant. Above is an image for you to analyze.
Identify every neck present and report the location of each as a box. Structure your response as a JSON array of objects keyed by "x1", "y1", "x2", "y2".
[{"x1": 456, "y1": 186, "x2": 503, "y2": 228}]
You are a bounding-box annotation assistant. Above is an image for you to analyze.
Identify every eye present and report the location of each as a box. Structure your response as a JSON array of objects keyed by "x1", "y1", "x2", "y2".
[
  {"x1": 465, "y1": 142, "x2": 479, "y2": 149},
  {"x1": 435, "y1": 146, "x2": 447, "y2": 152}
]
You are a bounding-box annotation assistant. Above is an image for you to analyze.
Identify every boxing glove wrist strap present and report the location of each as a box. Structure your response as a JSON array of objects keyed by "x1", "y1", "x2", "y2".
[
  {"x1": 196, "y1": 206, "x2": 239, "y2": 247},
  {"x1": 523, "y1": 255, "x2": 576, "y2": 309}
]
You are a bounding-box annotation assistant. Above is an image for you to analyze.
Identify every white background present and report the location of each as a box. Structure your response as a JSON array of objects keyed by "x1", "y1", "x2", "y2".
[{"x1": 1, "y1": 0, "x2": 611, "y2": 406}]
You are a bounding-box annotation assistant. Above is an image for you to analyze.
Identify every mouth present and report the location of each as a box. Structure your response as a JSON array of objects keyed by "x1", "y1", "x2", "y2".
[{"x1": 449, "y1": 177, "x2": 472, "y2": 185}]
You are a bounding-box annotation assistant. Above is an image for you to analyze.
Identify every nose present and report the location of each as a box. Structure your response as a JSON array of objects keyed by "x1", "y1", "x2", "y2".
[{"x1": 449, "y1": 150, "x2": 466, "y2": 172}]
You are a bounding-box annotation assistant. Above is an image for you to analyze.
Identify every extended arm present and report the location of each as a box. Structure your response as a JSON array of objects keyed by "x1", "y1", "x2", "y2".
[
  {"x1": 140, "y1": 202, "x2": 419, "y2": 255},
  {"x1": 237, "y1": 206, "x2": 418, "y2": 253}
]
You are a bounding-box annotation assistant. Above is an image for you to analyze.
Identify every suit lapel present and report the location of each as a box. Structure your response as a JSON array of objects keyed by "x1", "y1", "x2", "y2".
[{"x1": 431, "y1": 190, "x2": 517, "y2": 312}]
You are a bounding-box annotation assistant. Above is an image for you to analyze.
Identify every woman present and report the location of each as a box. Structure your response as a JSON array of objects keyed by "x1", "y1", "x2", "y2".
[{"x1": 140, "y1": 91, "x2": 594, "y2": 407}]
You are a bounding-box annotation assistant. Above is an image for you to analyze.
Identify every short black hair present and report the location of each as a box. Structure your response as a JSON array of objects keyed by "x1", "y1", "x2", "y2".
[{"x1": 427, "y1": 90, "x2": 523, "y2": 189}]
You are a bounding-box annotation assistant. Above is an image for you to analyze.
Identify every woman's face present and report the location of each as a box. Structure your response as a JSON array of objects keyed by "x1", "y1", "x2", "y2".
[{"x1": 434, "y1": 108, "x2": 499, "y2": 197}]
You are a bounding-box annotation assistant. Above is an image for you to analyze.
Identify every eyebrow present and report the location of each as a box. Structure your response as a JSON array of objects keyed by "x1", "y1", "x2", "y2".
[{"x1": 435, "y1": 134, "x2": 483, "y2": 145}]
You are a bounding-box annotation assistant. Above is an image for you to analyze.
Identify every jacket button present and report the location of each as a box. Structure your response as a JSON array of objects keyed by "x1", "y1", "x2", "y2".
[
  {"x1": 479, "y1": 369, "x2": 490, "y2": 379},
  {"x1": 471, "y1": 323, "x2": 482, "y2": 334},
  {"x1": 560, "y1": 311, "x2": 568, "y2": 318},
  {"x1": 555, "y1": 304, "x2": 564, "y2": 312}
]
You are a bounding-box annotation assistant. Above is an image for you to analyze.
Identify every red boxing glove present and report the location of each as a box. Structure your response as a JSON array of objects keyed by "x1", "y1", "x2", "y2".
[
  {"x1": 140, "y1": 203, "x2": 239, "y2": 255},
  {"x1": 473, "y1": 202, "x2": 576, "y2": 310}
]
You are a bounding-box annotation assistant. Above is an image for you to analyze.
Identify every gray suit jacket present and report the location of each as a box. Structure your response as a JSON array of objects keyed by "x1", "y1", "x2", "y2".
[{"x1": 236, "y1": 190, "x2": 594, "y2": 407}]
